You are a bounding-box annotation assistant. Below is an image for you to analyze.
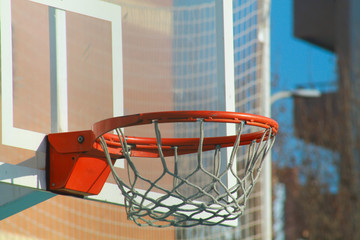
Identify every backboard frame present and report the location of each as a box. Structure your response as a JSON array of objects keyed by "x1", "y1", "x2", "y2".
[{"x1": 1, "y1": 0, "x2": 123, "y2": 151}]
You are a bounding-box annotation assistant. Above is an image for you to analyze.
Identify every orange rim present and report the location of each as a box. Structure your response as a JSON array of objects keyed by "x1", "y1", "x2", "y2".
[
  {"x1": 91, "y1": 111, "x2": 278, "y2": 157},
  {"x1": 93, "y1": 111, "x2": 278, "y2": 137}
]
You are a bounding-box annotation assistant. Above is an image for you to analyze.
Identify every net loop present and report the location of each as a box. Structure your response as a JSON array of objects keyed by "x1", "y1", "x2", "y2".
[{"x1": 98, "y1": 112, "x2": 277, "y2": 227}]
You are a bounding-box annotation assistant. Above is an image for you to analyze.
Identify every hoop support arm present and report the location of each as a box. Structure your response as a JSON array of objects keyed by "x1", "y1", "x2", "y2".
[{"x1": 47, "y1": 130, "x2": 113, "y2": 196}]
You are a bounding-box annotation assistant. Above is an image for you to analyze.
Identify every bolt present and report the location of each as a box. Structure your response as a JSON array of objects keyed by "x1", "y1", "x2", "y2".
[
  {"x1": 78, "y1": 135, "x2": 84, "y2": 143},
  {"x1": 52, "y1": 183, "x2": 55, "y2": 187}
]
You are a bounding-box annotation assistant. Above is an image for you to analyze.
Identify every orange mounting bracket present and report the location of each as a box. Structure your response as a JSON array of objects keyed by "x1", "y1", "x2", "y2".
[{"x1": 47, "y1": 130, "x2": 115, "y2": 196}]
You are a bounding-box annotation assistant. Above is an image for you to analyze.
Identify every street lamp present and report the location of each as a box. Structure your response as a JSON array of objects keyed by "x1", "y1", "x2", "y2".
[
  {"x1": 271, "y1": 89, "x2": 322, "y2": 104},
  {"x1": 267, "y1": 88, "x2": 321, "y2": 239}
]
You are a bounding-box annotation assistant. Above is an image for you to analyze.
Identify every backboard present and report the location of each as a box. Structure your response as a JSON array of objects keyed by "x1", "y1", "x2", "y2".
[{"x1": 0, "y1": 0, "x2": 239, "y2": 226}]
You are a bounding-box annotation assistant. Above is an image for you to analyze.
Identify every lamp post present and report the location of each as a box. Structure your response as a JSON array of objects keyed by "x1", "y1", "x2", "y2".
[
  {"x1": 271, "y1": 89, "x2": 321, "y2": 104},
  {"x1": 264, "y1": 88, "x2": 321, "y2": 239}
]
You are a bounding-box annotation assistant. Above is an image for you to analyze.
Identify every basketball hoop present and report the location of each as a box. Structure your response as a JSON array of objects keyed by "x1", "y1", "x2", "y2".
[{"x1": 47, "y1": 111, "x2": 278, "y2": 227}]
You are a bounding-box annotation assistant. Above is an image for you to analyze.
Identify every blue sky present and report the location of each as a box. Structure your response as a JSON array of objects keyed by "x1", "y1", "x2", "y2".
[{"x1": 271, "y1": 1, "x2": 337, "y2": 94}]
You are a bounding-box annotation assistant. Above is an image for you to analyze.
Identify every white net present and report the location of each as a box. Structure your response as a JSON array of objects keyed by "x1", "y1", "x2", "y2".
[{"x1": 98, "y1": 115, "x2": 276, "y2": 227}]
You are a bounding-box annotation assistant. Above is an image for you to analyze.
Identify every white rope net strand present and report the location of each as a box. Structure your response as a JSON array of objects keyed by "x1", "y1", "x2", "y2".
[{"x1": 98, "y1": 120, "x2": 275, "y2": 227}]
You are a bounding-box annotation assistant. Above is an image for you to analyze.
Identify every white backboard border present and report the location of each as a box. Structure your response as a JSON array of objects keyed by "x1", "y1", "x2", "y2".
[{"x1": 0, "y1": 0, "x2": 123, "y2": 151}]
